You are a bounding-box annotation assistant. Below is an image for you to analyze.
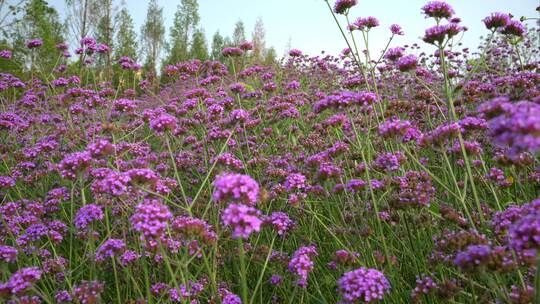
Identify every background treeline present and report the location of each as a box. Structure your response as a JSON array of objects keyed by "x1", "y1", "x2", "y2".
[{"x1": 0, "y1": 0, "x2": 278, "y2": 84}]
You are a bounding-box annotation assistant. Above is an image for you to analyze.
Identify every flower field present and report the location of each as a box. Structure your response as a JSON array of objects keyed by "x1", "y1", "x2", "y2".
[{"x1": 0, "y1": 0, "x2": 539, "y2": 303}]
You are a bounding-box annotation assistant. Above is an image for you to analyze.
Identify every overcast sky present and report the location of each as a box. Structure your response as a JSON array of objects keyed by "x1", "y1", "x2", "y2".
[{"x1": 47, "y1": 0, "x2": 539, "y2": 57}]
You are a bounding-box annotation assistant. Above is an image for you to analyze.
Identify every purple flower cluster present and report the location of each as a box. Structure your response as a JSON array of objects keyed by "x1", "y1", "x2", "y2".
[
  {"x1": 26, "y1": 39, "x2": 43, "y2": 49},
  {"x1": 314, "y1": 91, "x2": 377, "y2": 113},
  {"x1": 149, "y1": 113, "x2": 178, "y2": 133},
  {"x1": 222, "y1": 47, "x2": 244, "y2": 57},
  {"x1": 288, "y1": 246, "x2": 318, "y2": 288},
  {"x1": 74, "y1": 204, "x2": 104, "y2": 230},
  {"x1": 265, "y1": 212, "x2": 295, "y2": 236},
  {"x1": 58, "y1": 151, "x2": 93, "y2": 180},
  {"x1": 221, "y1": 203, "x2": 262, "y2": 239},
  {"x1": 284, "y1": 173, "x2": 307, "y2": 192},
  {"x1": 213, "y1": 173, "x2": 260, "y2": 206},
  {"x1": 337, "y1": 267, "x2": 391, "y2": 303},
  {"x1": 378, "y1": 118, "x2": 422, "y2": 142},
  {"x1": 0, "y1": 246, "x2": 18, "y2": 263},
  {"x1": 95, "y1": 239, "x2": 126, "y2": 262},
  {"x1": 454, "y1": 244, "x2": 492, "y2": 271},
  {"x1": 130, "y1": 200, "x2": 172, "y2": 241},
  {"x1": 396, "y1": 54, "x2": 418, "y2": 72},
  {"x1": 508, "y1": 213, "x2": 540, "y2": 253},
  {"x1": 421, "y1": 1, "x2": 454, "y2": 19},
  {"x1": 423, "y1": 23, "x2": 463, "y2": 45},
  {"x1": 483, "y1": 101, "x2": 540, "y2": 159},
  {"x1": 1, "y1": 267, "x2": 42, "y2": 295},
  {"x1": 333, "y1": 0, "x2": 357, "y2": 14},
  {"x1": 483, "y1": 13, "x2": 511, "y2": 30}
]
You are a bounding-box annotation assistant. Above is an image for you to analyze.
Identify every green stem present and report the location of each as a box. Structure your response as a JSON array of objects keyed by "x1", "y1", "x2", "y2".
[{"x1": 238, "y1": 238, "x2": 249, "y2": 304}]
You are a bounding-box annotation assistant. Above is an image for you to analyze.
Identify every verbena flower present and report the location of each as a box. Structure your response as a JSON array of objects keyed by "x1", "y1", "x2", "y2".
[
  {"x1": 3, "y1": 267, "x2": 42, "y2": 295},
  {"x1": 213, "y1": 173, "x2": 259, "y2": 206},
  {"x1": 483, "y1": 13, "x2": 510, "y2": 30},
  {"x1": 221, "y1": 203, "x2": 262, "y2": 239},
  {"x1": 74, "y1": 204, "x2": 104, "y2": 230},
  {"x1": 333, "y1": 0, "x2": 357, "y2": 14},
  {"x1": 288, "y1": 246, "x2": 318, "y2": 288},
  {"x1": 130, "y1": 200, "x2": 172, "y2": 241},
  {"x1": 421, "y1": 1, "x2": 454, "y2": 19},
  {"x1": 337, "y1": 267, "x2": 391, "y2": 303},
  {"x1": 26, "y1": 39, "x2": 43, "y2": 49}
]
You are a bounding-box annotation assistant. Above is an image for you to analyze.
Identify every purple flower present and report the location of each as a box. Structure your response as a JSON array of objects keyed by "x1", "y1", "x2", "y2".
[
  {"x1": 502, "y1": 20, "x2": 526, "y2": 37},
  {"x1": 95, "y1": 239, "x2": 126, "y2": 262},
  {"x1": 372, "y1": 151, "x2": 406, "y2": 172},
  {"x1": 393, "y1": 171, "x2": 435, "y2": 208},
  {"x1": 0, "y1": 176, "x2": 15, "y2": 188},
  {"x1": 213, "y1": 153, "x2": 244, "y2": 170},
  {"x1": 284, "y1": 173, "x2": 307, "y2": 192},
  {"x1": 289, "y1": 49, "x2": 303, "y2": 57},
  {"x1": 172, "y1": 216, "x2": 217, "y2": 244},
  {"x1": 222, "y1": 292, "x2": 242, "y2": 304},
  {"x1": 485, "y1": 101, "x2": 540, "y2": 159},
  {"x1": 74, "y1": 204, "x2": 104, "y2": 230},
  {"x1": 56, "y1": 42, "x2": 69, "y2": 50},
  {"x1": 221, "y1": 203, "x2": 262, "y2": 239},
  {"x1": 213, "y1": 173, "x2": 259, "y2": 206},
  {"x1": 346, "y1": 179, "x2": 366, "y2": 192},
  {"x1": 239, "y1": 40, "x2": 253, "y2": 50},
  {"x1": 379, "y1": 118, "x2": 422, "y2": 142},
  {"x1": 26, "y1": 39, "x2": 43, "y2": 49},
  {"x1": 58, "y1": 151, "x2": 93, "y2": 180},
  {"x1": 353, "y1": 16, "x2": 380, "y2": 30},
  {"x1": 508, "y1": 213, "x2": 540, "y2": 253},
  {"x1": 385, "y1": 47, "x2": 405, "y2": 62},
  {"x1": 333, "y1": 0, "x2": 357, "y2": 14},
  {"x1": 483, "y1": 12, "x2": 510, "y2": 30},
  {"x1": 421, "y1": 1, "x2": 454, "y2": 19},
  {"x1": 390, "y1": 24, "x2": 404, "y2": 35},
  {"x1": 0, "y1": 50, "x2": 12, "y2": 59},
  {"x1": 337, "y1": 267, "x2": 391, "y2": 303},
  {"x1": 454, "y1": 244, "x2": 492, "y2": 271},
  {"x1": 222, "y1": 47, "x2": 244, "y2": 57},
  {"x1": 270, "y1": 275, "x2": 283, "y2": 286},
  {"x1": 0, "y1": 246, "x2": 18, "y2": 263},
  {"x1": 119, "y1": 250, "x2": 140, "y2": 266},
  {"x1": 266, "y1": 212, "x2": 295, "y2": 236},
  {"x1": 149, "y1": 113, "x2": 178, "y2": 133},
  {"x1": 396, "y1": 54, "x2": 418, "y2": 72},
  {"x1": 411, "y1": 275, "x2": 437, "y2": 301},
  {"x1": 55, "y1": 290, "x2": 73, "y2": 303},
  {"x1": 126, "y1": 168, "x2": 160, "y2": 186},
  {"x1": 288, "y1": 246, "x2": 318, "y2": 288},
  {"x1": 4, "y1": 267, "x2": 42, "y2": 295},
  {"x1": 73, "y1": 281, "x2": 104, "y2": 304},
  {"x1": 86, "y1": 139, "x2": 114, "y2": 158},
  {"x1": 423, "y1": 24, "x2": 463, "y2": 45},
  {"x1": 229, "y1": 109, "x2": 249, "y2": 123},
  {"x1": 131, "y1": 200, "x2": 172, "y2": 240}
]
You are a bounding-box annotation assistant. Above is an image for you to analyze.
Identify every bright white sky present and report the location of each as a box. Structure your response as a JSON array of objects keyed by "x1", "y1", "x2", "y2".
[{"x1": 47, "y1": 0, "x2": 539, "y2": 57}]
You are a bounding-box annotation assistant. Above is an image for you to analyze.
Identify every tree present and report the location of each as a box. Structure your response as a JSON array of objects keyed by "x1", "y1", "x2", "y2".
[
  {"x1": 95, "y1": 0, "x2": 117, "y2": 78},
  {"x1": 65, "y1": 0, "x2": 99, "y2": 49},
  {"x1": 7, "y1": 0, "x2": 64, "y2": 74},
  {"x1": 210, "y1": 30, "x2": 224, "y2": 61},
  {"x1": 114, "y1": 4, "x2": 137, "y2": 61},
  {"x1": 140, "y1": 0, "x2": 165, "y2": 76},
  {"x1": 251, "y1": 17, "x2": 266, "y2": 62},
  {"x1": 264, "y1": 46, "x2": 277, "y2": 65},
  {"x1": 0, "y1": 0, "x2": 26, "y2": 37},
  {"x1": 190, "y1": 28, "x2": 208, "y2": 61},
  {"x1": 232, "y1": 19, "x2": 246, "y2": 45},
  {"x1": 165, "y1": 0, "x2": 200, "y2": 64}
]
